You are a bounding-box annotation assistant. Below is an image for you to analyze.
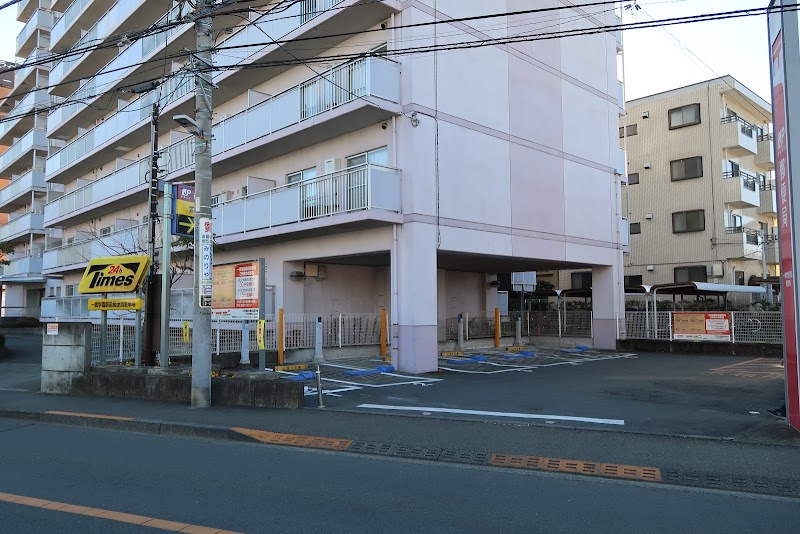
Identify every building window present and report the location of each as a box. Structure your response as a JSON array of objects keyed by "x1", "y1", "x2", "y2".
[
  {"x1": 735, "y1": 270, "x2": 745, "y2": 286},
  {"x1": 624, "y1": 275, "x2": 643, "y2": 286},
  {"x1": 730, "y1": 213, "x2": 743, "y2": 229},
  {"x1": 630, "y1": 222, "x2": 641, "y2": 234},
  {"x1": 99, "y1": 225, "x2": 113, "y2": 236},
  {"x1": 618, "y1": 124, "x2": 637, "y2": 138},
  {"x1": 670, "y1": 156, "x2": 703, "y2": 181},
  {"x1": 672, "y1": 209, "x2": 705, "y2": 233},
  {"x1": 287, "y1": 167, "x2": 318, "y2": 183},
  {"x1": 346, "y1": 147, "x2": 389, "y2": 167},
  {"x1": 668, "y1": 103, "x2": 701, "y2": 129},
  {"x1": 627, "y1": 173, "x2": 639, "y2": 185},
  {"x1": 571, "y1": 272, "x2": 592, "y2": 290},
  {"x1": 674, "y1": 266, "x2": 707, "y2": 283},
  {"x1": 729, "y1": 161, "x2": 740, "y2": 176}
]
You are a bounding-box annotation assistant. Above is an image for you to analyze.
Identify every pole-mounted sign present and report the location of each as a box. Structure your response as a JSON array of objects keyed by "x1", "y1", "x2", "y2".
[{"x1": 78, "y1": 255, "x2": 151, "y2": 294}]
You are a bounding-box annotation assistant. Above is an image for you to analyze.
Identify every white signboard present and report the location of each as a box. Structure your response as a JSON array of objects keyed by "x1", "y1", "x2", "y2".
[
  {"x1": 199, "y1": 217, "x2": 213, "y2": 307},
  {"x1": 512, "y1": 272, "x2": 537, "y2": 292}
]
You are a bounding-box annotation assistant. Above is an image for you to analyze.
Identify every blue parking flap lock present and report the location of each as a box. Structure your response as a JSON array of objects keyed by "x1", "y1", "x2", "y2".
[
  {"x1": 560, "y1": 348, "x2": 587, "y2": 354},
  {"x1": 448, "y1": 355, "x2": 488, "y2": 364},
  {"x1": 502, "y1": 351, "x2": 535, "y2": 359},
  {"x1": 283, "y1": 371, "x2": 318, "y2": 381},
  {"x1": 376, "y1": 365, "x2": 395, "y2": 373},
  {"x1": 575, "y1": 346, "x2": 590, "y2": 351}
]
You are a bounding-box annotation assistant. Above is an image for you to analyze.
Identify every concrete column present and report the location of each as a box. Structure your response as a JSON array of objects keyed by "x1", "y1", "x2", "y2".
[
  {"x1": 592, "y1": 261, "x2": 624, "y2": 350},
  {"x1": 396, "y1": 222, "x2": 438, "y2": 373}
]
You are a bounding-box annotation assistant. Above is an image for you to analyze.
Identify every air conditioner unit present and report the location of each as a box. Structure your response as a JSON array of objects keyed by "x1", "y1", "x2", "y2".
[
  {"x1": 646, "y1": 265, "x2": 655, "y2": 272},
  {"x1": 645, "y1": 213, "x2": 653, "y2": 220},
  {"x1": 644, "y1": 163, "x2": 652, "y2": 169},
  {"x1": 324, "y1": 158, "x2": 341, "y2": 174}
]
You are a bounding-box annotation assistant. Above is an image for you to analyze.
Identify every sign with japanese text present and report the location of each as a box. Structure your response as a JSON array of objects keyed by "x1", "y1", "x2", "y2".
[
  {"x1": 672, "y1": 312, "x2": 731, "y2": 342},
  {"x1": 212, "y1": 261, "x2": 261, "y2": 319},
  {"x1": 78, "y1": 255, "x2": 151, "y2": 295},
  {"x1": 199, "y1": 217, "x2": 213, "y2": 307},
  {"x1": 88, "y1": 298, "x2": 144, "y2": 311},
  {"x1": 172, "y1": 184, "x2": 195, "y2": 238}
]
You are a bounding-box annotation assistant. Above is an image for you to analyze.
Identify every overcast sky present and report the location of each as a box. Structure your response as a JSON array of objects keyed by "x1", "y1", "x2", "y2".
[{"x1": 0, "y1": 0, "x2": 773, "y2": 102}]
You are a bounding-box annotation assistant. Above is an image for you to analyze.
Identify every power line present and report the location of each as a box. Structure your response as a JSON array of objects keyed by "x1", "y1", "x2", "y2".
[{"x1": 0, "y1": 0, "x2": 22, "y2": 11}]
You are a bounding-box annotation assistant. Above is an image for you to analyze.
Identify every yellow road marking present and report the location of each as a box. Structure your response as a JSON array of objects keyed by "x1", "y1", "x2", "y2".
[
  {"x1": 232, "y1": 427, "x2": 353, "y2": 451},
  {"x1": 709, "y1": 358, "x2": 766, "y2": 372},
  {"x1": 489, "y1": 454, "x2": 662, "y2": 482},
  {"x1": 0, "y1": 491, "x2": 240, "y2": 532},
  {"x1": 46, "y1": 411, "x2": 135, "y2": 421}
]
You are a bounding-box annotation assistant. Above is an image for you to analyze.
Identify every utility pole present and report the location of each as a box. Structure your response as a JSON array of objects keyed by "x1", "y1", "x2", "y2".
[
  {"x1": 191, "y1": 1, "x2": 214, "y2": 407},
  {"x1": 143, "y1": 102, "x2": 161, "y2": 367}
]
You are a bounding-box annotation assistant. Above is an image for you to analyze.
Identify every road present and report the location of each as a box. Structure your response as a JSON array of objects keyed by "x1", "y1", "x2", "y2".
[{"x1": 1, "y1": 420, "x2": 798, "y2": 533}]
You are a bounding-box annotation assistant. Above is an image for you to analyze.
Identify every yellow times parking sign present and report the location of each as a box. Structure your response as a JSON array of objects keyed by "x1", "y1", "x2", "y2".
[{"x1": 78, "y1": 255, "x2": 151, "y2": 294}]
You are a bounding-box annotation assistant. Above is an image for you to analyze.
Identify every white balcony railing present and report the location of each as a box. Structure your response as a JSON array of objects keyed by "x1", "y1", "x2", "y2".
[
  {"x1": 0, "y1": 211, "x2": 45, "y2": 241},
  {"x1": 43, "y1": 223, "x2": 147, "y2": 271},
  {"x1": 46, "y1": 74, "x2": 192, "y2": 177},
  {"x1": 14, "y1": 47, "x2": 50, "y2": 91},
  {"x1": 44, "y1": 159, "x2": 149, "y2": 223},
  {"x1": 48, "y1": 78, "x2": 95, "y2": 132},
  {"x1": 50, "y1": 0, "x2": 92, "y2": 47},
  {"x1": 0, "y1": 89, "x2": 49, "y2": 139},
  {"x1": 49, "y1": 0, "x2": 346, "y2": 132},
  {"x1": 0, "y1": 128, "x2": 47, "y2": 174},
  {"x1": 16, "y1": 9, "x2": 53, "y2": 55},
  {"x1": 161, "y1": 56, "x2": 399, "y2": 177},
  {"x1": 213, "y1": 163, "x2": 401, "y2": 237},
  {"x1": 0, "y1": 169, "x2": 46, "y2": 206},
  {"x1": 0, "y1": 254, "x2": 44, "y2": 277}
]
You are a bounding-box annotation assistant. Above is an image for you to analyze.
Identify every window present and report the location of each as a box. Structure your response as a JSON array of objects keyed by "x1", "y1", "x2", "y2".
[
  {"x1": 629, "y1": 222, "x2": 641, "y2": 234},
  {"x1": 346, "y1": 147, "x2": 389, "y2": 167},
  {"x1": 627, "y1": 173, "x2": 639, "y2": 185},
  {"x1": 672, "y1": 209, "x2": 705, "y2": 233},
  {"x1": 735, "y1": 271, "x2": 745, "y2": 286},
  {"x1": 730, "y1": 214, "x2": 743, "y2": 229},
  {"x1": 65, "y1": 285, "x2": 75, "y2": 297},
  {"x1": 624, "y1": 275, "x2": 643, "y2": 286},
  {"x1": 571, "y1": 272, "x2": 592, "y2": 290},
  {"x1": 669, "y1": 103, "x2": 701, "y2": 129},
  {"x1": 674, "y1": 266, "x2": 707, "y2": 283},
  {"x1": 729, "y1": 161, "x2": 740, "y2": 176},
  {"x1": 287, "y1": 167, "x2": 318, "y2": 183},
  {"x1": 670, "y1": 156, "x2": 703, "y2": 181},
  {"x1": 618, "y1": 124, "x2": 637, "y2": 138}
]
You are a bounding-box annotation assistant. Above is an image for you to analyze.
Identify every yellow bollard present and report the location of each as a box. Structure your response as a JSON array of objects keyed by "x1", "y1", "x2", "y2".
[
  {"x1": 278, "y1": 308, "x2": 285, "y2": 366},
  {"x1": 494, "y1": 307, "x2": 501, "y2": 348},
  {"x1": 380, "y1": 308, "x2": 388, "y2": 360}
]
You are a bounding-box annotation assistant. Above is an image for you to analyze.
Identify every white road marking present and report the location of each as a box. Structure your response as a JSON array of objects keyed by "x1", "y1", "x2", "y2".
[
  {"x1": 357, "y1": 404, "x2": 625, "y2": 426},
  {"x1": 0, "y1": 388, "x2": 31, "y2": 392}
]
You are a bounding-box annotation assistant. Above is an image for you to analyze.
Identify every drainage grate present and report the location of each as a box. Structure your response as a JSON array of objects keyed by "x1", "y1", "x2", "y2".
[
  {"x1": 490, "y1": 454, "x2": 662, "y2": 482},
  {"x1": 348, "y1": 441, "x2": 395, "y2": 455},
  {"x1": 393, "y1": 445, "x2": 441, "y2": 460},
  {"x1": 662, "y1": 470, "x2": 800, "y2": 498},
  {"x1": 439, "y1": 449, "x2": 491, "y2": 465}
]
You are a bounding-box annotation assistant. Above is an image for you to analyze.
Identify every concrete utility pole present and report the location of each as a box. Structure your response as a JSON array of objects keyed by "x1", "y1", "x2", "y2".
[
  {"x1": 191, "y1": 1, "x2": 214, "y2": 407},
  {"x1": 143, "y1": 103, "x2": 160, "y2": 367}
]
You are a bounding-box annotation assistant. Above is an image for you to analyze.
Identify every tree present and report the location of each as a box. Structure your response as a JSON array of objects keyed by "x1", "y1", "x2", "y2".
[{"x1": 0, "y1": 242, "x2": 15, "y2": 267}]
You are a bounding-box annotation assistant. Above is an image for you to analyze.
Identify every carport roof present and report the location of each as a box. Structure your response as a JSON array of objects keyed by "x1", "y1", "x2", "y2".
[{"x1": 626, "y1": 282, "x2": 766, "y2": 296}]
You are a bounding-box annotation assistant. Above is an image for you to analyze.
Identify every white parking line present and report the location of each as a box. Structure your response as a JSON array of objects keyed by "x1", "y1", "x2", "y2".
[{"x1": 357, "y1": 404, "x2": 625, "y2": 426}]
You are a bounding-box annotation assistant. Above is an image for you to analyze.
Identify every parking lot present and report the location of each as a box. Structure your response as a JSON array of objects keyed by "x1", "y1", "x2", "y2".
[{"x1": 280, "y1": 347, "x2": 786, "y2": 439}]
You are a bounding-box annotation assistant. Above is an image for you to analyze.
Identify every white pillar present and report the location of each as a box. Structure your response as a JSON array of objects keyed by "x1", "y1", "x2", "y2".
[
  {"x1": 592, "y1": 262, "x2": 624, "y2": 350},
  {"x1": 395, "y1": 222, "x2": 438, "y2": 373}
]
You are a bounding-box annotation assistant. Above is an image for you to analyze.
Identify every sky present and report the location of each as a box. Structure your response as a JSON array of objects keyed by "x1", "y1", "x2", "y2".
[{"x1": 0, "y1": 0, "x2": 775, "y2": 102}]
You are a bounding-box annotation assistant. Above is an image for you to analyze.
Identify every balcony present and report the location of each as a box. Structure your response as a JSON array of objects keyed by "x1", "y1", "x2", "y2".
[
  {"x1": 48, "y1": 0, "x2": 167, "y2": 96},
  {"x1": 759, "y1": 181, "x2": 777, "y2": 215},
  {"x1": 0, "y1": 128, "x2": 48, "y2": 176},
  {"x1": 51, "y1": 0, "x2": 115, "y2": 52},
  {"x1": 163, "y1": 57, "x2": 401, "y2": 184},
  {"x1": 16, "y1": 9, "x2": 53, "y2": 58},
  {"x1": 720, "y1": 116, "x2": 758, "y2": 157},
  {"x1": 44, "y1": 159, "x2": 148, "y2": 226},
  {"x1": 0, "y1": 253, "x2": 44, "y2": 278},
  {"x1": 46, "y1": 74, "x2": 192, "y2": 182},
  {"x1": 0, "y1": 88, "x2": 49, "y2": 144},
  {"x1": 0, "y1": 211, "x2": 45, "y2": 243},
  {"x1": 47, "y1": 0, "x2": 400, "y2": 139},
  {"x1": 722, "y1": 169, "x2": 760, "y2": 208},
  {"x1": 723, "y1": 226, "x2": 761, "y2": 260},
  {"x1": 10, "y1": 48, "x2": 50, "y2": 99},
  {"x1": 755, "y1": 134, "x2": 776, "y2": 170},
  {"x1": 213, "y1": 163, "x2": 401, "y2": 243},
  {"x1": 43, "y1": 222, "x2": 146, "y2": 273},
  {"x1": 17, "y1": 0, "x2": 38, "y2": 23},
  {"x1": 0, "y1": 169, "x2": 46, "y2": 210}
]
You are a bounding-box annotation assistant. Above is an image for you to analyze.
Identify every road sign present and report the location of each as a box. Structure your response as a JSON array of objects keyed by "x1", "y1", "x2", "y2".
[
  {"x1": 172, "y1": 184, "x2": 195, "y2": 238},
  {"x1": 182, "y1": 320, "x2": 190, "y2": 343},
  {"x1": 88, "y1": 298, "x2": 144, "y2": 311},
  {"x1": 78, "y1": 255, "x2": 151, "y2": 294},
  {"x1": 211, "y1": 261, "x2": 261, "y2": 319}
]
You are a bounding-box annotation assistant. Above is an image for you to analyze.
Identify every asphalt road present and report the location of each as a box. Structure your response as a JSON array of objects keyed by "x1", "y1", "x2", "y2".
[
  {"x1": 0, "y1": 329, "x2": 41, "y2": 392},
  {"x1": 1, "y1": 421, "x2": 798, "y2": 533}
]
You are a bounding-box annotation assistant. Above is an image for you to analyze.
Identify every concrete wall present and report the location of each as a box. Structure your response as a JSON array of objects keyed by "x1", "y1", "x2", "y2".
[{"x1": 41, "y1": 322, "x2": 91, "y2": 394}]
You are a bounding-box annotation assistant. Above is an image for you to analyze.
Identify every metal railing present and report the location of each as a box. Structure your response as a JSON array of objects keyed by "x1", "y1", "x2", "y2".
[
  {"x1": 758, "y1": 133, "x2": 774, "y2": 142},
  {"x1": 0, "y1": 129, "x2": 47, "y2": 173},
  {"x1": 0, "y1": 169, "x2": 46, "y2": 206},
  {"x1": 621, "y1": 311, "x2": 783, "y2": 344},
  {"x1": 438, "y1": 311, "x2": 594, "y2": 342},
  {"x1": 42, "y1": 223, "x2": 147, "y2": 270},
  {"x1": 722, "y1": 170, "x2": 757, "y2": 191},
  {"x1": 720, "y1": 115, "x2": 755, "y2": 138},
  {"x1": 51, "y1": 0, "x2": 92, "y2": 47}
]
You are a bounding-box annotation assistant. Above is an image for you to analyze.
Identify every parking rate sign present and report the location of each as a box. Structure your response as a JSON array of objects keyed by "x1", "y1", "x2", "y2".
[{"x1": 172, "y1": 184, "x2": 195, "y2": 238}]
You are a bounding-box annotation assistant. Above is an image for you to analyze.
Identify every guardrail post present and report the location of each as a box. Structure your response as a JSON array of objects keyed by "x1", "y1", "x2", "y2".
[
  {"x1": 380, "y1": 308, "x2": 388, "y2": 359},
  {"x1": 731, "y1": 312, "x2": 736, "y2": 344},
  {"x1": 214, "y1": 323, "x2": 220, "y2": 355},
  {"x1": 315, "y1": 364, "x2": 325, "y2": 409},
  {"x1": 314, "y1": 315, "x2": 324, "y2": 362},
  {"x1": 100, "y1": 293, "x2": 107, "y2": 366},
  {"x1": 515, "y1": 312, "x2": 522, "y2": 345},
  {"x1": 119, "y1": 319, "x2": 124, "y2": 362},
  {"x1": 494, "y1": 308, "x2": 501, "y2": 347},
  {"x1": 278, "y1": 308, "x2": 285, "y2": 365},
  {"x1": 669, "y1": 312, "x2": 674, "y2": 341},
  {"x1": 338, "y1": 313, "x2": 343, "y2": 348},
  {"x1": 457, "y1": 313, "x2": 464, "y2": 350},
  {"x1": 558, "y1": 307, "x2": 562, "y2": 338},
  {"x1": 465, "y1": 312, "x2": 469, "y2": 341}
]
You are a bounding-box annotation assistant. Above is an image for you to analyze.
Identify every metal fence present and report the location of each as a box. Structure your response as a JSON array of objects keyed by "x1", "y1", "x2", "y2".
[
  {"x1": 621, "y1": 311, "x2": 783, "y2": 344},
  {"x1": 437, "y1": 311, "x2": 594, "y2": 342}
]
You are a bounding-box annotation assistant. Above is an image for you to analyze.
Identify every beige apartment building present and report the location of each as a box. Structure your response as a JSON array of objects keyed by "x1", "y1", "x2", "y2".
[{"x1": 544, "y1": 76, "x2": 775, "y2": 293}]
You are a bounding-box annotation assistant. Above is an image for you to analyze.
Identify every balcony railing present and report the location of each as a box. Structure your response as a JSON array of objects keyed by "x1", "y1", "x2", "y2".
[
  {"x1": 43, "y1": 223, "x2": 147, "y2": 271},
  {"x1": 722, "y1": 170, "x2": 757, "y2": 191},
  {"x1": 761, "y1": 179, "x2": 776, "y2": 191},
  {"x1": 0, "y1": 128, "x2": 47, "y2": 174},
  {"x1": 16, "y1": 9, "x2": 53, "y2": 56},
  {"x1": 51, "y1": 0, "x2": 93, "y2": 47},
  {"x1": 725, "y1": 226, "x2": 761, "y2": 245},
  {"x1": 49, "y1": 0, "x2": 348, "y2": 132},
  {"x1": 0, "y1": 211, "x2": 45, "y2": 241},
  {"x1": 0, "y1": 254, "x2": 44, "y2": 277},
  {"x1": 161, "y1": 56, "x2": 399, "y2": 177},
  {"x1": 13, "y1": 47, "x2": 50, "y2": 92},
  {"x1": 720, "y1": 115, "x2": 755, "y2": 138},
  {"x1": 44, "y1": 159, "x2": 149, "y2": 223},
  {"x1": 212, "y1": 163, "x2": 401, "y2": 237},
  {"x1": 0, "y1": 169, "x2": 46, "y2": 207},
  {"x1": 48, "y1": 78, "x2": 95, "y2": 132},
  {"x1": 758, "y1": 133, "x2": 773, "y2": 142},
  {"x1": 46, "y1": 75, "x2": 192, "y2": 177},
  {"x1": 0, "y1": 89, "x2": 49, "y2": 140}
]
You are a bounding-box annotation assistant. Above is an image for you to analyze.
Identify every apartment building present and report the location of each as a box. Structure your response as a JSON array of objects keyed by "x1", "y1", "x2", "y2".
[
  {"x1": 618, "y1": 76, "x2": 775, "y2": 290},
  {"x1": 5, "y1": 0, "x2": 626, "y2": 372},
  {"x1": 0, "y1": 2, "x2": 53, "y2": 318}
]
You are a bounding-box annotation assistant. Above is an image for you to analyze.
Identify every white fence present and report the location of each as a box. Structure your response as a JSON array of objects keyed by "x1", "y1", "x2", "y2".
[
  {"x1": 621, "y1": 311, "x2": 783, "y2": 344},
  {"x1": 437, "y1": 312, "x2": 593, "y2": 342}
]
